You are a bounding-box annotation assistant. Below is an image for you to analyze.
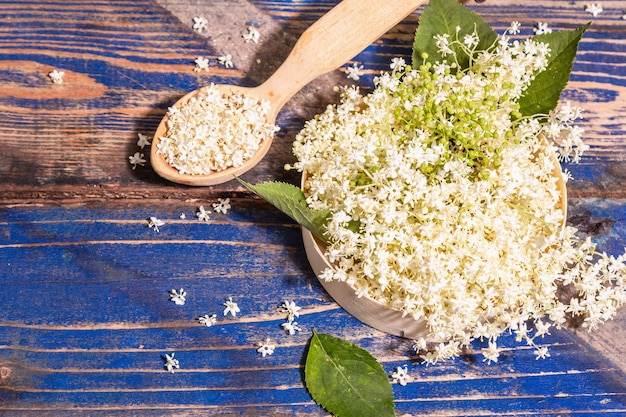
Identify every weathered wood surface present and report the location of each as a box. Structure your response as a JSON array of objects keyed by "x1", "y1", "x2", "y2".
[{"x1": 1, "y1": 0, "x2": 626, "y2": 415}]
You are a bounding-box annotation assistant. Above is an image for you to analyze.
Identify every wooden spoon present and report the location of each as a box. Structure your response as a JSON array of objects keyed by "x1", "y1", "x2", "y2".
[{"x1": 151, "y1": 0, "x2": 425, "y2": 186}]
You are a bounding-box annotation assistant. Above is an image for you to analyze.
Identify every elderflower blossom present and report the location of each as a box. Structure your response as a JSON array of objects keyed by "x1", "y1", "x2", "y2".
[
  {"x1": 290, "y1": 26, "x2": 626, "y2": 364},
  {"x1": 156, "y1": 83, "x2": 279, "y2": 175},
  {"x1": 48, "y1": 69, "x2": 65, "y2": 84},
  {"x1": 212, "y1": 198, "x2": 231, "y2": 214},
  {"x1": 169, "y1": 288, "x2": 186, "y2": 305},
  {"x1": 585, "y1": 3, "x2": 603, "y2": 17},
  {"x1": 280, "y1": 300, "x2": 302, "y2": 321},
  {"x1": 129, "y1": 152, "x2": 146, "y2": 169},
  {"x1": 223, "y1": 296, "x2": 240, "y2": 316},
  {"x1": 198, "y1": 313, "x2": 217, "y2": 327},
  {"x1": 257, "y1": 338, "x2": 276, "y2": 357},
  {"x1": 390, "y1": 365, "x2": 413, "y2": 386},
  {"x1": 163, "y1": 353, "x2": 180, "y2": 373}
]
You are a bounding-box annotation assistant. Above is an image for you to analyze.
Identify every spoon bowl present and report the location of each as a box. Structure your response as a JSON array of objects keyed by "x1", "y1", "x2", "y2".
[
  {"x1": 150, "y1": 84, "x2": 276, "y2": 186},
  {"x1": 151, "y1": 0, "x2": 425, "y2": 186}
]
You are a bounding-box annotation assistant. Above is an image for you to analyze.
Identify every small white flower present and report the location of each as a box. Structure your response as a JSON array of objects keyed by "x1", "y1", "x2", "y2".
[
  {"x1": 218, "y1": 54, "x2": 234, "y2": 68},
  {"x1": 533, "y1": 22, "x2": 552, "y2": 35},
  {"x1": 48, "y1": 69, "x2": 65, "y2": 84},
  {"x1": 223, "y1": 297, "x2": 240, "y2": 316},
  {"x1": 192, "y1": 16, "x2": 208, "y2": 32},
  {"x1": 280, "y1": 300, "x2": 302, "y2": 321},
  {"x1": 257, "y1": 338, "x2": 276, "y2": 357},
  {"x1": 198, "y1": 313, "x2": 217, "y2": 327},
  {"x1": 243, "y1": 26, "x2": 260, "y2": 43},
  {"x1": 212, "y1": 198, "x2": 231, "y2": 214},
  {"x1": 179, "y1": 213, "x2": 186, "y2": 219},
  {"x1": 147, "y1": 216, "x2": 165, "y2": 232},
  {"x1": 129, "y1": 152, "x2": 146, "y2": 169},
  {"x1": 391, "y1": 365, "x2": 413, "y2": 386},
  {"x1": 390, "y1": 57, "x2": 405, "y2": 71},
  {"x1": 482, "y1": 341, "x2": 499, "y2": 364},
  {"x1": 508, "y1": 21, "x2": 521, "y2": 35},
  {"x1": 345, "y1": 63, "x2": 364, "y2": 81},
  {"x1": 585, "y1": 3, "x2": 603, "y2": 17},
  {"x1": 163, "y1": 353, "x2": 180, "y2": 373},
  {"x1": 281, "y1": 319, "x2": 302, "y2": 335},
  {"x1": 534, "y1": 346, "x2": 551, "y2": 360},
  {"x1": 196, "y1": 206, "x2": 211, "y2": 222},
  {"x1": 194, "y1": 56, "x2": 210, "y2": 72},
  {"x1": 169, "y1": 288, "x2": 186, "y2": 305},
  {"x1": 137, "y1": 133, "x2": 151, "y2": 149}
]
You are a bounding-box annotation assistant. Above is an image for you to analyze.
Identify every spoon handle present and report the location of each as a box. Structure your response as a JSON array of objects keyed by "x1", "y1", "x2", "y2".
[{"x1": 258, "y1": 0, "x2": 425, "y2": 111}]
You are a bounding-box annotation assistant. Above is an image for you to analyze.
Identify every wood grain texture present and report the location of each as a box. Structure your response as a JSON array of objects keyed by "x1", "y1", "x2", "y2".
[{"x1": 1, "y1": 0, "x2": 626, "y2": 415}]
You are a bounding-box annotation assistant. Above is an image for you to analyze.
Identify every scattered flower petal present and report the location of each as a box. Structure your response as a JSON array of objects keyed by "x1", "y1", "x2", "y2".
[
  {"x1": 218, "y1": 54, "x2": 234, "y2": 68},
  {"x1": 281, "y1": 319, "x2": 302, "y2": 335},
  {"x1": 129, "y1": 152, "x2": 146, "y2": 169},
  {"x1": 48, "y1": 69, "x2": 65, "y2": 84},
  {"x1": 137, "y1": 133, "x2": 151, "y2": 149},
  {"x1": 390, "y1": 365, "x2": 413, "y2": 386},
  {"x1": 257, "y1": 338, "x2": 276, "y2": 357},
  {"x1": 163, "y1": 353, "x2": 180, "y2": 373},
  {"x1": 194, "y1": 56, "x2": 210, "y2": 72},
  {"x1": 223, "y1": 296, "x2": 240, "y2": 316},
  {"x1": 198, "y1": 313, "x2": 217, "y2": 327},
  {"x1": 192, "y1": 16, "x2": 208, "y2": 32},
  {"x1": 212, "y1": 198, "x2": 231, "y2": 214},
  {"x1": 196, "y1": 206, "x2": 211, "y2": 222},
  {"x1": 147, "y1": 216, "x2": 165, "y2": 232},
  {"x1": 169, "y1": 288, "x2": 187, "y2": 305},
  {"x1": 243, "y1": 26, "x2": 260, "y2": 43}
]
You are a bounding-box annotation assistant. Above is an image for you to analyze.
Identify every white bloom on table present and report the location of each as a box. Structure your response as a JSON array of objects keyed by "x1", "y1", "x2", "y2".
[
  {"x1": 137, "y1": 133, "x2": 151, "y2": 149},
  {"x1": 280, "y1": 300, "x2": 301, "y2": 321},
  {"x1": 192, "y1": 16, "x2": 208, "y2": 32},
  {"x1": 218, "y1": 54, "x2": 234, "y2": 68},
  {"x1": 534, "y1": 346, "x2": 551, "y2": 360},
  {"x1": 48, "y1": 69, "x2": 65, "y2": 84},
  {"x1": 243, "y1": 26, "x2": 260, "y2": 43},
  {"x1": 281, "y1": 319, "x2": 302, "y2": 336},
  {"x1": 147, "y1": 216, "x2": 164, "y2": 232},
  {"x1": 585, "y1": 3, "x2": 603, "y2": 17},
  {"x1": 482, "y1": 341, "x2": 500, "y2": 364},
  {"x1": 169, "y1": 288, "x2": 187, "y2": 305},
  {"x1": 223, "y1": 297, "x2": 240, "y2": 316},
  {"x1": 196, "y1": 206, "x2": 211, "y2": 222},
  {"x1": 257, "y1": 338, "x2": 276, "y2": 357},
  {"x1": 163, "y1": 353, "x2": 180, "y2": 373},
  {"x1": 212, "y1": 198, "x2": 231, "y2": 214},
  {"x1": 390, "y1": 365, "x2": 413, "y2": 386},
  {"x1": 198, "y1": 313, "x2": 217, "y2": 327},
  {"x1": 344, "y1": 63, "x2": 364, "y2": 81},
  {"x1": 533, "y1": 22, "x2": 552, "y2": 35},
  {"x1": 129, "y1": 152, "x2": 146, "y2": 169},
  {"x1": 194, "y1": 56, "x2": 210, "y2": 72},
  {"x1": 179, "y1": 213, "x2": 186, "y2": 220}
]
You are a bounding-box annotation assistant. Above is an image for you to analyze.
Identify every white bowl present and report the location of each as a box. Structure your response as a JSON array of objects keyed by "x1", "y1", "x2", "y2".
[{"x1": 302, "y1": 150, "x2": 567, "y2": 339}]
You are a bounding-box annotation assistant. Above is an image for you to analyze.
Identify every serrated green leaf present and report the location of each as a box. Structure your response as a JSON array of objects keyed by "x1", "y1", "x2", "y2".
[
  {"x1": 412, "y1": 0, "x2": 497, "y2": 70},
  {"x1": 305, "y1": 330, "x2": 395, "y2": 417},
  {"x1": 517, "y1": 23, "x2": 589, "y2": 117},
  {"x1": 237, "y1": 178, "x2": 330, "y2": 242}
]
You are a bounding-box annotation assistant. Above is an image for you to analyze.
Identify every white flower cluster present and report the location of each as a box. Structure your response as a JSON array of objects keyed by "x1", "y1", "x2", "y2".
[
  {"x1": 156, "y1": 83, "x2": 279, "y2": 175},
  {"x1": 291, "y1": 26, "x2": 626, "y2": 364}
]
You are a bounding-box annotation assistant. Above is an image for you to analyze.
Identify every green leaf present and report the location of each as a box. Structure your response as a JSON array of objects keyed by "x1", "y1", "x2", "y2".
[
  {"x1": 305, "y1": 330, "x2": 395, "y2": 417},
  {"x1": 517, "y1": 23, "x2": 589, "y2": 117},
  {"x1": 412, "y1": 0, "x2": 497, "y2": 70},
  {"x1": 237, "y1": 178, "x2": 331, "y2": 242}
]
